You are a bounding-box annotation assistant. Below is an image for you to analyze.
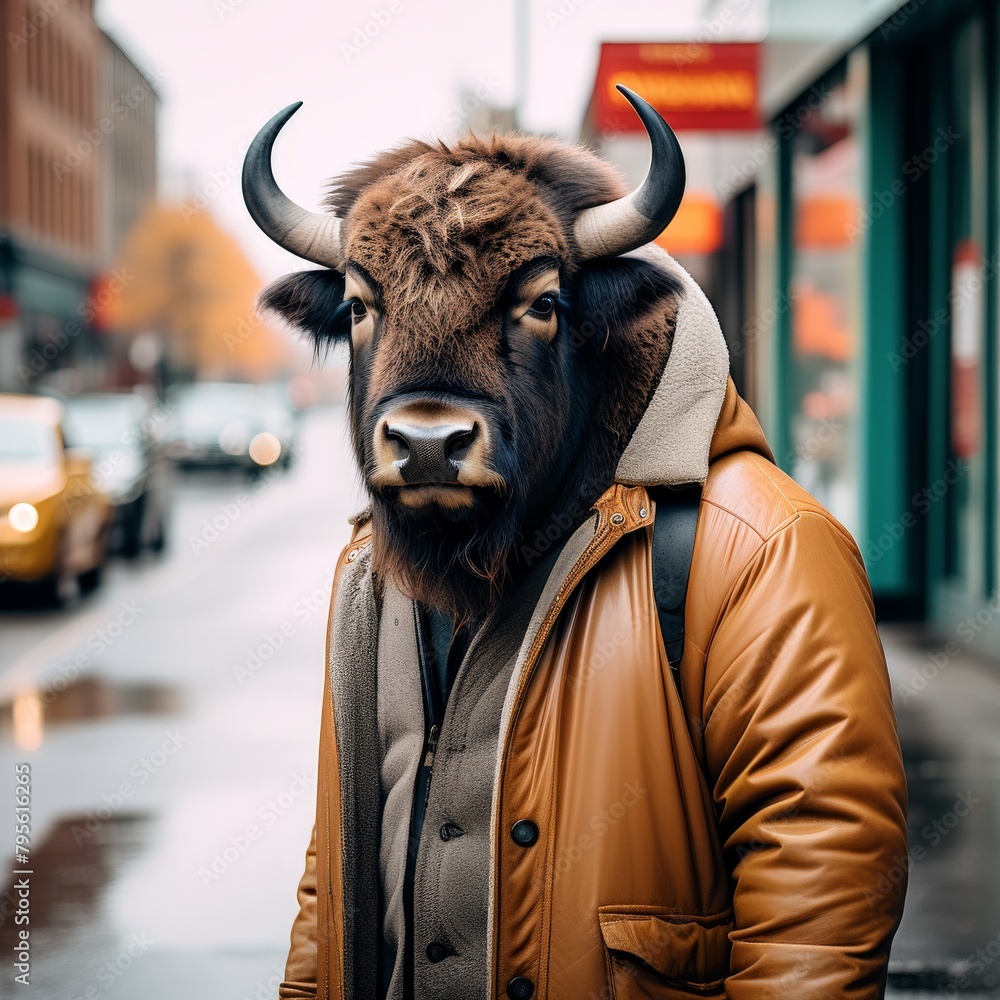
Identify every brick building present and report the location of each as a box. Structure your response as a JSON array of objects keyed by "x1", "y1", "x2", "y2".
[{"x1": 0, "y1": 0, "x2": 157, "y2": 390}]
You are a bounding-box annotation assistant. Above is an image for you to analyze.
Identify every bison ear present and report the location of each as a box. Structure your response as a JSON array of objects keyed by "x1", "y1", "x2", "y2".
[
  {"x1": 572, "y1": 257, "x2": 683, "y2": 344},
  {"x1": 258, "y1": 269, "x2": 349, "y2": 357}
]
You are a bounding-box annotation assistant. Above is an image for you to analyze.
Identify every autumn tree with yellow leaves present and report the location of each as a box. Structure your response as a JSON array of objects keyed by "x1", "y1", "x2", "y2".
[{"x1": 103, "y1": 202, "x2": 295, "y2": 381}]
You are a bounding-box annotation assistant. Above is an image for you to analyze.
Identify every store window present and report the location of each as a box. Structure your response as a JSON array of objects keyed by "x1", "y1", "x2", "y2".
[
  {"x1": 943, "y1": 16, "x2": 990, "y2": 599},
  {"x1": 788, "y1": 55, "x2": 867, "y2": 536}
]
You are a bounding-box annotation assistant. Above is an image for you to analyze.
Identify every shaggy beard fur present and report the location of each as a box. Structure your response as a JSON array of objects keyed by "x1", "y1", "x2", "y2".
[
  {"x1": 366, "y1": 382, "x2": 633, "y2": 623},
  {"x1": 360, "y1": 257, "x2": 681, "y2": 622},
  {"x1": 369, "y1": 488, "x2": 525, "y2": 623},
  {"x1": 259, "y1": 131, "x2": 683, "y2": 621}
]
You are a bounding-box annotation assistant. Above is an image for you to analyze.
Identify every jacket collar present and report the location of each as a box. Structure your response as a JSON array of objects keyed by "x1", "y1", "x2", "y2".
[{"x1": 614, "y1": 246, "x2": 732, "y2": 488}]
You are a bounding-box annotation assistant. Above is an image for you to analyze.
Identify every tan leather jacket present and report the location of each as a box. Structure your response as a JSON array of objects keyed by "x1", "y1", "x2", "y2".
[{"x1": 279, "y1": 380, "x2": 907, "y2": 1000}]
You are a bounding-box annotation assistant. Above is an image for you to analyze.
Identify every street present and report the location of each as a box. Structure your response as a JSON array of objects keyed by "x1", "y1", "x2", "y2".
[
  {"x1": 0, "y1": 404, "x2": 362, "y2": 999},
  {"x1": 0, "y1": 403, "x2": 997, "y2": 998},
  {"x1": 882, "y1": 625, "x2": 1000, "y2": 999}
]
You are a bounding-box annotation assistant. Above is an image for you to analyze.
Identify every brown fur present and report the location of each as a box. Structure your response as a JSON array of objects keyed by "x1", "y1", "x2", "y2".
[{"x1": 262, "y1": 132, "x2": 680, "y2": 618}]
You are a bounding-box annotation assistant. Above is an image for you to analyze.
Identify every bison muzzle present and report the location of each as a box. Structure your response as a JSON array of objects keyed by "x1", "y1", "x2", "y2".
[{"x1": 243, "y1": 87, "x2": 685, "y2": 620}]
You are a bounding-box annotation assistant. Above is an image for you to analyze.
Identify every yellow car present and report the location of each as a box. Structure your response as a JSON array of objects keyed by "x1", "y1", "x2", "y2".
[{"x1": 0, "y1": 394, "x2": 112, "y2": 604}]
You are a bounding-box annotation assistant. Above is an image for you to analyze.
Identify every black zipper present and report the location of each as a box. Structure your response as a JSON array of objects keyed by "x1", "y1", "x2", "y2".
[
  {"x1": 402, "y1": 607, "x2": 446, "y2": 999},
  {"x1": 422, "y1": 724, "x2": 440, "y2": 777}
]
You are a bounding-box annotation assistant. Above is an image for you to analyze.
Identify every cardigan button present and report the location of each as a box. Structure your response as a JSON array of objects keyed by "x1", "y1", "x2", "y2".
[
  {"x1": 507, "y1": 976, "x2": 534, "y2": 999},
  {"x1": 426, "y1": 941, "x2": 449, "y2": 963},
  {"x1": 510, "y1": 819, "x2": 538, "y2": 846}
]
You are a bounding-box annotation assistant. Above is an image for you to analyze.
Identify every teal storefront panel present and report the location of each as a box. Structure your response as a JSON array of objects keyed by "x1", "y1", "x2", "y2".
[
  {"x1": 13, "y1": 265, "x2": 91, "y2": 325},
  {"x1": 862, "y1": 48, "x2": 911, "y2": 595}
]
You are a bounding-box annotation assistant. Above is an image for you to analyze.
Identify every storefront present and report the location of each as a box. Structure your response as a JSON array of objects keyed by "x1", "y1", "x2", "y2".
[
  {"x1": 738, "y1": 0, "x2": 999, "y2": 638},
  {"x1": 581, "y1": 0, "x2": 999, "y2": 641},
  {"x1": 0, "y1": 237, "x2": 102, "y2": 393}
]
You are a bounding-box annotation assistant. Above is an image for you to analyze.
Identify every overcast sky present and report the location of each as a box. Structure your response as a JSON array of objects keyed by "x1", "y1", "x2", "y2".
[{"x1": 95, "y1": 0, "x2": 722, "y2": 281}]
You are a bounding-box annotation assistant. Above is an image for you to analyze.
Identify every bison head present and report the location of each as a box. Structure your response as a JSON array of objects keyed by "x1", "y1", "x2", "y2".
[{"x1": 245, "y1": 88, "x2": 685, "y2": 620}]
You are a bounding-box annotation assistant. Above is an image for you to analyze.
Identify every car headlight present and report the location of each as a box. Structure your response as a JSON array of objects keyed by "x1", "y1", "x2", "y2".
[
  {"x1": 9, "y1": 503, "x2": 39, "y2": 533},
  {"x1": 249, "y1": 432, "x2": 282, "y2": 467}
]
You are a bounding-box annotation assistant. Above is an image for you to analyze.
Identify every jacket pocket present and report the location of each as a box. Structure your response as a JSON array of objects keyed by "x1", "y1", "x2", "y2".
[{"x1": 598, "y1": 906, "x2": 732, "y2": 999}]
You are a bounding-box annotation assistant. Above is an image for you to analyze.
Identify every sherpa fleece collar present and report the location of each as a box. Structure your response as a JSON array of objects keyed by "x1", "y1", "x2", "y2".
[{"x1": 614, "y1": 246, "x2": 731, "y2": 487}]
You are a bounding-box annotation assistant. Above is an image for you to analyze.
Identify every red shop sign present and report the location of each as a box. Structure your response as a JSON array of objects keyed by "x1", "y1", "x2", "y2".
[{"x1": 589, "y1": 42, "x2": 761, "y2": 134}]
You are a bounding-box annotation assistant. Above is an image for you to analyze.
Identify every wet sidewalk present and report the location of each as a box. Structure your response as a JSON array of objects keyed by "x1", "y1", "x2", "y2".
[
  {"x1": 882, "y1": 624, "x2": 1000, "y2": 999},
  {"x1": 1, "y1": 494, "x2": 997, "y2": 1000}
]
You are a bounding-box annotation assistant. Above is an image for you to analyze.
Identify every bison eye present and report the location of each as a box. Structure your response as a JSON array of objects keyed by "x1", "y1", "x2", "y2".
[
  {"x1": 350, "y1": 299, "x2": 368, "y2": 321},
  {"x1": 527, "y1": 294, "x2": 556, "y2": 319}
]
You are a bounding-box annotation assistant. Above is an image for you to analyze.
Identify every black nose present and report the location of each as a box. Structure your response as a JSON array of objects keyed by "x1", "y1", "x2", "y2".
[{"x1": 383, "y1": 418, "x2": 479, "y2": 484}]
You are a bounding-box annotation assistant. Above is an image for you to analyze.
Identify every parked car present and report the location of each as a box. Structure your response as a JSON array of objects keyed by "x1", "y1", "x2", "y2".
[
  {"x1": 0, "y1": 394, "x2": 112, "y2": 604},
  {"x1": 62, "y1": 391, "x2": 172, "y2": 558},
  {"x1": 166, "y1": 381, "x2": 297, "y2": 473}
]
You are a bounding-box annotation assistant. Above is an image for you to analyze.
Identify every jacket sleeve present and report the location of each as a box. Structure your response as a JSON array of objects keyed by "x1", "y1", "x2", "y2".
[
  {"x1": 279, "y1": 824, "x2": 319, "y2": 998},
  {"x1": 702, "y1": 510, "x2": 907, "y2": 999}
]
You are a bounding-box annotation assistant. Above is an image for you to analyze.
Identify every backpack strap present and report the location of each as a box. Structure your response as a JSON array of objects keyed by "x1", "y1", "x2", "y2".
[{"x1": 651, "y1": 486, "x2": 701, "y2": 681}]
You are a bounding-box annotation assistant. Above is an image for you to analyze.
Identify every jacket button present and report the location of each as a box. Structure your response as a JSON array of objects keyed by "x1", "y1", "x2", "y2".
[
  {"x1": 510, "y1": 820, "x2": 538, "y2": 846},
  {"x1": 507, "y1": 976, "x2": 534, "y2": 999},
  {"x1": 440, "y1": 822, "x2": 464, "y2": 841},
  {"x1": 426, "y1": 942, "x2": 449, "y2": 963}
]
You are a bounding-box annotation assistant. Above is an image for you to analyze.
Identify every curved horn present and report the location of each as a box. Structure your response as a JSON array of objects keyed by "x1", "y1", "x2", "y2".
[
  {"x1": 242, "y1": 102, "x2": 344, "y2": 269},
  {"x1": 573, "y1": 86, "x2": 686, "y2": 260}
]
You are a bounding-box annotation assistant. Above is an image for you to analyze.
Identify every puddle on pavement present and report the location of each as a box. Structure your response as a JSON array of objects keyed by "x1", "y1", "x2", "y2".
[
  {"x1": 0, "y1": 676, "x2": 181, "y2": 746},
  {"x1": 0, "y1": 813, "x2": 152, "y2": 998},
  {"x1": 888, "y1": 696, "x2": 1000, "y2": 991},
  {"x1": 0, "y1": 813, "x2": 149, "y2": 936},
  {"x1": 888, "y1": 965, "x2": 1000, "y2": 994}
]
